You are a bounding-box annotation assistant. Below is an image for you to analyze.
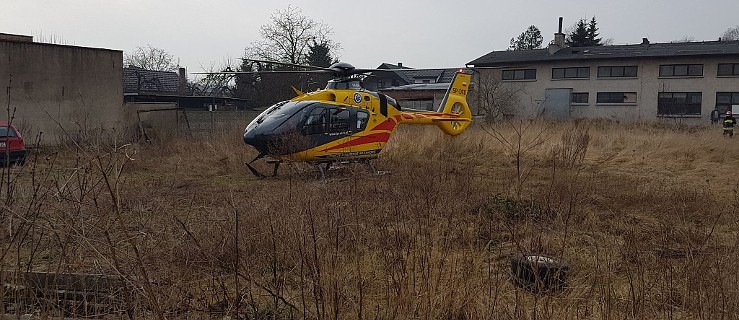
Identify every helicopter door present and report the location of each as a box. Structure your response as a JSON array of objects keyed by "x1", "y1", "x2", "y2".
[
  {"x1": 303, "y1": 106, "x2": 329, "y2": 135},
  {"x1": 329, "y1": 107, "x2": 351, "y2": 133}
]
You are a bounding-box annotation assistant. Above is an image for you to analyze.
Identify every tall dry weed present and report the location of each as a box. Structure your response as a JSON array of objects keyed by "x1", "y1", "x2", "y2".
[{"x1": 1, "y1": 119, "x2": 739, "y2": 319}]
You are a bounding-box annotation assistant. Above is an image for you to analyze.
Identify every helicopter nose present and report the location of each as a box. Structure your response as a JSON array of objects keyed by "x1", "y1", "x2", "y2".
[{"x1": 243, "y1": 127, "x2": 269, "y2": 153}]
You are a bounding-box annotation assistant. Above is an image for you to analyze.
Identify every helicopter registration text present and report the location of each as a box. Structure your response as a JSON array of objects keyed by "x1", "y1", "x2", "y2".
[{"x1": 452, "y1": 88, "x2": 467, "y2": 95}]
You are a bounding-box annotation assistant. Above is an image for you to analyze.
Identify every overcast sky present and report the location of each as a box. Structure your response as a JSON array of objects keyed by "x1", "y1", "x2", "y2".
[{"x1": 3, "y1": 0, "x2": 739, "y2": 75}]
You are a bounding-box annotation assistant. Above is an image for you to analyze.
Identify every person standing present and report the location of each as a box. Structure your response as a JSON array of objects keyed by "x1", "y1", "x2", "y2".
[{"x1": 724, "y1": 111, "x2": 736, "y2": 137}]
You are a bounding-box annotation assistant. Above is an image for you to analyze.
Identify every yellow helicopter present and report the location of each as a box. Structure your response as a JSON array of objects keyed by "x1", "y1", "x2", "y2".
[{"x1": 205, "y1": 60, "x2": 473, "y2": 177}]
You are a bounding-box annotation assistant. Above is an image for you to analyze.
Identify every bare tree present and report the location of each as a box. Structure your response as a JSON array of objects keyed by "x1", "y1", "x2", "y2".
[
  {"x1": 124, "y1": 45, "x2": 179, "y2": 71},
  {"x1": 245, "y1": 5, "x2": 340, "y2": 64},
  {"x1": 474, "y1": 71, "x2": 524, "y2": 122},
  {"x1": 673, "y1": 36, "x2": 696, "y2": 43},
  {"x1": 720, "y1": 26, "x2": 739, "y2": 41},
  {"x1": 237, "y1": 6, "x2": 340, "y2": 107},
  {"x1": 190, "y1": 59, "x2": 237, "y2": 97}
]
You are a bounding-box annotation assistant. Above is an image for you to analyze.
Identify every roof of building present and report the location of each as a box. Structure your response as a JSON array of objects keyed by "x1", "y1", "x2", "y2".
[
  {"x1": 0, "y1": 34, "x2": 122, "y2": 53},
  {"x1": 123, "y1": 66, "x2": 180, "y2": 94},
  {"x1": 373, "y1": 63, "x2": 458, "y2": 84},
  {"x1": 468, "y1": 40, "x2": 739, "y2": 66},
  {"x1": 378, "y1": 63, "x2": 411, "y2": 70}
]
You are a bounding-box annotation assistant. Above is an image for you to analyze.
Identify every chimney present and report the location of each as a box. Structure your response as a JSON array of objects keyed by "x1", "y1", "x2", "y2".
[
  {"x1": 548, "y1": 17, "x2": 566, "y2": 54},
  {"x1": 641, "y1": 37, "x2": 650, "y2": 45},
  {"x1": 178, "y1": 67, "x2": 187, "y2": 95},
  {"x1": 558, "y1": 16, "x2": 563, "y2": 34},
  {"x1": 397, "y1": 62, "x2": 403, "y2": 68}
]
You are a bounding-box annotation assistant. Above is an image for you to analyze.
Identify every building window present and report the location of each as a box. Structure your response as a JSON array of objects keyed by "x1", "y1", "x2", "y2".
[
  {"x1": 716, "y1": 92, "x2": 739, "y2": 113},
  {"x1": 597, "y1": 92, "x2": 637, "y2": 104},
  {"x1": 659, "y1": 64, "x2": 703, "y2": 77},
  {"x1": 571, "y1": 92, "x2": 589, "y2": 104},
  {"x1": 658, "y1": 92, "x2": 702, "y2": 115},
  {"x1": 717, "y1": 63, "x2": 739, "y2": 76},
  {"x1": 552, "y1": 67, "x2": 590, "y2": 79},
  {"x1": 377, "y1": 80, "x2": 384, "y2": 89},
  {"x1": 597, "y1": 66, "x2": 638, "y2": 78},
  {"x1": 502, "y1": 69, "x2": 536, "y2": 80}
]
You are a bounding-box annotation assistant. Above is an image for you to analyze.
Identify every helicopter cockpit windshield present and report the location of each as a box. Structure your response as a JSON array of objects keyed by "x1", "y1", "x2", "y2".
[{"x1": 246, "y1": 101, "x2": 314, "y2": 133}]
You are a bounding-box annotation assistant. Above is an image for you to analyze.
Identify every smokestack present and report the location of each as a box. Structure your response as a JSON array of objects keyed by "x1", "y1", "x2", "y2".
[
  {"x1": 398, "y1": 62, "x2": 403, "y2": 68},
  {"x1": 641, "y1": 37, "x2": 650, "y2": 45},
  {"x1": 178, "y1": 67, "x2": 187, "y2": 95},
  {"x1": 558, "y1": 17, "x2": 563, "y2": 33},
  {"x1": 549, "y1": 17, "x2": 566, "y2": 54}
]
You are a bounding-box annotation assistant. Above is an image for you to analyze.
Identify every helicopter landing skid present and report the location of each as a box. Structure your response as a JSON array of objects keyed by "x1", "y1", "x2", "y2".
[
  {"x1": 313, "y1": 159, "x2": 388, "y2": 179},
  {"x1": 365, "y1": 160, "x2": 389, "y2": 176},
  {"x1": 245, "y1": 153, "x2": 280, "y2": 178},
  {"x1": 316, "y1": 162, "x2": 330, "y2": 180}
]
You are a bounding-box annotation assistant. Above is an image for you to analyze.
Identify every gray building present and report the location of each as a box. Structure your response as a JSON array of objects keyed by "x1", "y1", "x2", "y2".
[
  {"x1": 467, "y1": 30, "x2": 739, "y2": 123},
  {"x1": 0, "y1": 33, "x2": 124, "y2": 143}
]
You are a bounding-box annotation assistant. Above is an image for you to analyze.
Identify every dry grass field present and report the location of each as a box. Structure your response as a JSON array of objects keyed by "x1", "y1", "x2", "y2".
[{"x1": 1, "y1": 119, "x2": 739, "y2": 319}]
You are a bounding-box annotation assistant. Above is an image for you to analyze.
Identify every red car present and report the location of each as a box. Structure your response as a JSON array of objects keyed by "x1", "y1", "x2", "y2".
[{"x1": 0, "y1": 122, "x2": 29, "y2": 166}]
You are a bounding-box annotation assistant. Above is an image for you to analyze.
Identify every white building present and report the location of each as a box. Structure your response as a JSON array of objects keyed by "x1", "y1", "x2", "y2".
[{"x1": 467, "y1": 30, "x2": 739, "y2": 123}]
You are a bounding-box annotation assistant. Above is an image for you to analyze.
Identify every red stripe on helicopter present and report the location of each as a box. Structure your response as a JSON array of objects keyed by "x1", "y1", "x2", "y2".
[
  {"x1": 370, "y1": 118, "x2": 396, "y2": 131},
  {"x1": 321, "y1": 132, "x2": 391, "y2": 151}
]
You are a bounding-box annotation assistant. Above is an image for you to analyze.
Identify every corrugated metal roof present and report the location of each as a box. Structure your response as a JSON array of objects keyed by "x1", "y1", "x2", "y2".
[{"x1": 468, "y1": 40, "x2": 739, "y2": 66}]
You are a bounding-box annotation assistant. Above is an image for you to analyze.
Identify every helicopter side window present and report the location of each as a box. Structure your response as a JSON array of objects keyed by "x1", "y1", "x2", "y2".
[
  {"x1": 356, "y1": 110, "x2": 369, "y2": 130},
  {"x1": 330, "y1": 108, "x2": 350, "y2": 132},
  {"x1": 303, "y1": 107, "x2": 329, "y2": 135}
]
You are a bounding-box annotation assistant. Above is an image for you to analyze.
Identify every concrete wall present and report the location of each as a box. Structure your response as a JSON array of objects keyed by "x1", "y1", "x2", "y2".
[
  {"x1": 0, "y1": 40, "x2": 123, "y2": 144},
  {"x1": 474, "y1": 56, "x2": 739, "y2": 124}
]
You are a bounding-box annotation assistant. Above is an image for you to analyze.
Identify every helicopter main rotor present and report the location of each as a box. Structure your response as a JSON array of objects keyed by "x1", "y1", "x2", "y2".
[{"x1": 193, "y1": 59, "x2": 421, "y2": 80}]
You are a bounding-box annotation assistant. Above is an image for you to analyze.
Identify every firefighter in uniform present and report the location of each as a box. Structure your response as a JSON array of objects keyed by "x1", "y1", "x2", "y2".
[{"x1": 724, "y1": 111, "x2": 736, "y2": 137}]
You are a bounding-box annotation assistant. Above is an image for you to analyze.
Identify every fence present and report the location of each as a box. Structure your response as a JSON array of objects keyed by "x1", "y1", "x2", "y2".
[
  {"x1": 1, "y1": 271, "x2": 134, "y2": 317},
  {"x1": 137, "y1": 109, "x2": 261, "y2": 141}
]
